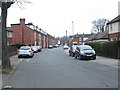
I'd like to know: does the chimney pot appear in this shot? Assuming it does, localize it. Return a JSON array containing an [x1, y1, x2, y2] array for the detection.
[[20, 18, 25, 25]]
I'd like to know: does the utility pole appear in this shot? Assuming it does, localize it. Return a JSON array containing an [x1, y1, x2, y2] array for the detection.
[[66, 30, 67, 44], [82, 33, 84, 45], [72, 21, 74, 35]]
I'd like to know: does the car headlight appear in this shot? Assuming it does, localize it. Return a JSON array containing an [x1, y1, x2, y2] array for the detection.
[[92, 51, 95, 54], [80, 51, 85, 55]]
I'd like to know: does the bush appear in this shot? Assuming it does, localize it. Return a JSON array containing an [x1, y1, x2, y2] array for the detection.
[[85, 41, 120, 59], [13, 43, 26, 49]]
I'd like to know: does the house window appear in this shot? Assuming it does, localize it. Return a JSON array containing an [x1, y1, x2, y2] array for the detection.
[[7, 31, 12, 37], [110, 24, 112, 31], [118, 37, 120, 41]]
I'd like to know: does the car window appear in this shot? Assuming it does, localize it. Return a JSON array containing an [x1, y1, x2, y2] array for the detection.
[[20, 47, 30, 50], [76, 47, 80, 51], [73, 46, 77, 50], [81, 46, 92, 50]]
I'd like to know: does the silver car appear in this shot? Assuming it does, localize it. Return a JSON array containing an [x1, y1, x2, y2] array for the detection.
[[31, 46, 38, 53], [18, 46, 34, 58], [75, 45, 96, 60]]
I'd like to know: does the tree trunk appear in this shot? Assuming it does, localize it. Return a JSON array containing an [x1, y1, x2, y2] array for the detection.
[[1, 2, 11, 68], [0, 2, 2, 63]]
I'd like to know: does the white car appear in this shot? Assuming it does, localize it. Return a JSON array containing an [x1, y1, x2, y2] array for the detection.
[[31, 46, 38, 53], [63, 44, 69, 49], [48, 45, 53, 49], [36, 46, 42, 52], [18, 46, 34, 58]]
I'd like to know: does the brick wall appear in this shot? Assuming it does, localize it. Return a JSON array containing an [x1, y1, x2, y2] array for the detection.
[[11, 19, 35, 45], [11, 18, 57, 48], [109, 32, 120, 41]]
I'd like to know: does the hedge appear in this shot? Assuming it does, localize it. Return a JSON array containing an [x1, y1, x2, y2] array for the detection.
[[8, 43, 26, 56], [85, 41, 120, 59], [11, 43, 26, 49]]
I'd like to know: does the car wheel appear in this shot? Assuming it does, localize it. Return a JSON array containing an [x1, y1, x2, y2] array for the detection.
[[93, 57, 96, 60], [78, 55, 82, 60], [75, 54, 77, 59], [18, 56, 21, 58], [72, 54, 75, 57], [69, 53, 71, 56]]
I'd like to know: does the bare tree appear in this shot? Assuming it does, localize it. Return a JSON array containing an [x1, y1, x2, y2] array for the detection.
[[1, 0, 30, 68], [1, 1, 14, 68], [92, 18, 109, 33]]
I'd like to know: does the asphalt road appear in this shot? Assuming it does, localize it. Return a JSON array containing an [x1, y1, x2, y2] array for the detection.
[[4, 46, 118, 88]]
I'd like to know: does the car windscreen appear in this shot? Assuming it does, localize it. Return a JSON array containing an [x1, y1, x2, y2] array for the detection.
[[80, 46, 93, 50], [72, 46, 77, 49], [20, 47, 30, 50], [31, 46, 37, 48]]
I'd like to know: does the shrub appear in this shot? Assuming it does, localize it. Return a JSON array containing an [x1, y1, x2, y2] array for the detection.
[[13, 43, 26, 49], [85, 41, 120, 59]]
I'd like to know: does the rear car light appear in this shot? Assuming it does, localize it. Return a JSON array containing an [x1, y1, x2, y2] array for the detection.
[[18, 51, 20, 53], [29, 51, 32, 52]]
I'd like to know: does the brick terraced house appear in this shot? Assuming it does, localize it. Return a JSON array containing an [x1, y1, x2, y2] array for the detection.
[[107, 15, 120, 41], [7, 27, 13, 45], [10, 18, 57, 48], [107, 2, 120, 41]]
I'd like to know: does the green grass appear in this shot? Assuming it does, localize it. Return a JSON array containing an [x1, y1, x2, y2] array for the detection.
[[1, 66, 13, 74]]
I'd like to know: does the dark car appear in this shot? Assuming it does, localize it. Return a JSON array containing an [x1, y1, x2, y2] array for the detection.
[[74, 45, 96, 60], [69, 45, 78, 57]]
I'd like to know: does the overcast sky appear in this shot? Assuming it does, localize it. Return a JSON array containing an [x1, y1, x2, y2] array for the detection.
[[6, 0, 120, 37]]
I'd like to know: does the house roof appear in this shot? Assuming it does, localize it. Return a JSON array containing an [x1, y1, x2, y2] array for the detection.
[[85, 31, 108, 41], [70, 34, 92, 38], [107, 15, 120, 24]]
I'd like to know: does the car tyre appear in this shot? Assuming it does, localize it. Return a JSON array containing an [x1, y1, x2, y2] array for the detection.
[[93, 57, 96, 60], [72, 53, 75, 57], [18, 56, 21, 58], [75, 54, 77, 59], [78, 55, 82, 60], [69, 53, 71, 56]]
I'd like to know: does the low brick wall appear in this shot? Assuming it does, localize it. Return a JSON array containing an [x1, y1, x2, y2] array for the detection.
[[8, 49, 17, 56]]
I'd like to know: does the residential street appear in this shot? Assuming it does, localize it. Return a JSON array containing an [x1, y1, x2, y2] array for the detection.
[[4, 46, 118, 88]]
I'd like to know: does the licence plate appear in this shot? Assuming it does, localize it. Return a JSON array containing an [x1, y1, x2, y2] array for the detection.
[[87, 55, 92, 56], [22, 55, 27, 56]]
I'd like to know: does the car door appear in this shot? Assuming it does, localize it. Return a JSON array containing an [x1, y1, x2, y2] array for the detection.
[[76, 47, 80, 57]]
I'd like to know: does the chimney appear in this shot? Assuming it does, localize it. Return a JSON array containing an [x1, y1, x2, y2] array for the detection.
[[118, 1, 120, 15], [20, 18, 25, 25]]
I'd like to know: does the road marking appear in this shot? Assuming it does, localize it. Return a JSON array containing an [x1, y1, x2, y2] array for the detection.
[[26, 58, 30, 62]]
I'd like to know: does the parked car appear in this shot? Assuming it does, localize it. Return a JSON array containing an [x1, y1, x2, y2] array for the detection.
[[69, 45, 78, 57], [63, 44, 69, 49], [53, 44, 59, 48], [48, 45, 53, 49], [31, 46, 38, 53], [74, 45, 96, 60], [36, 46, 42, 52], [18, 46, 34, 58]]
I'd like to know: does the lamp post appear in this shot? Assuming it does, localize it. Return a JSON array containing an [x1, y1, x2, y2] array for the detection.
[[72, 21, 74, 35], [66, 30, 67, 44]]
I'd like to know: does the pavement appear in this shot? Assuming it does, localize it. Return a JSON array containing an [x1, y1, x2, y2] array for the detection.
[[64, 49, 119, 68], [1, 55, 23, 89], [0, 48, 119, 88]]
